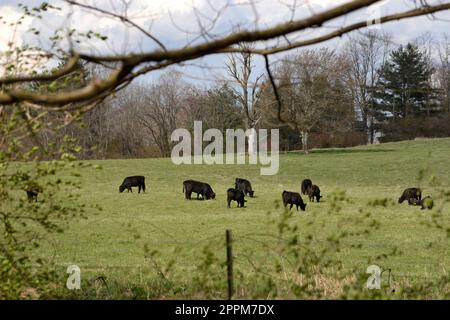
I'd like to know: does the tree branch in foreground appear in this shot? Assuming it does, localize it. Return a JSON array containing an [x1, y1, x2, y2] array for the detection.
[[1, 0, 449, 108]]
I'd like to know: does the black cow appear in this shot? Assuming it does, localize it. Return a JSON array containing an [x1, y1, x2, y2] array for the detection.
[[119, 176, 146, 193], [301, 179, 313, 195], [282, 190, 306, 211], [227, 188, 246, 208], [398, 187, 422, 205], [235, 178, 254, 197], [410, 196, 433, 210], [183, 180, 216, 200], [307, 185, 322, 202], [26, 186, 42, 202]]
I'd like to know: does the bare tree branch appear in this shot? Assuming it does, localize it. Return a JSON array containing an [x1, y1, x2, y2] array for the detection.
[[1, 0, 450, 108], [0, 54, 79, 85], [64, 0, 167, 52]]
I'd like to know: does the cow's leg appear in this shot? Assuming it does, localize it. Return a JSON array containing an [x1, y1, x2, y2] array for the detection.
[[188, 190, 192, 200], [138, 185, 141, 193], [227, 199, 231, 208], [289, 203, 293, 210], [142, 183, 146, 193], [296, 204, 299, 211]]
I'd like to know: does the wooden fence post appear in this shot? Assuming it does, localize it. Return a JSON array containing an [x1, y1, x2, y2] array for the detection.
[[226, 229, 234, 300]]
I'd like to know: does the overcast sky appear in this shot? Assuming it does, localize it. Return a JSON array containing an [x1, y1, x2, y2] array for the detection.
[[1, 0, 450, 86]]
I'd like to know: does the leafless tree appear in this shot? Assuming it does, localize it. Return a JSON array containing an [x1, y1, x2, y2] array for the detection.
[[436, 34, 450, 114], [137, 72, 184, 157], [110, 86, 146, 157], [275, 49, 350, 153], [226, 44, 263, 154], [343, 30, 391, 143]]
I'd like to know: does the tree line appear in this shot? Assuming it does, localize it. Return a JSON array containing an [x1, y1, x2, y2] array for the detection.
[[3, 31, 450, 159]]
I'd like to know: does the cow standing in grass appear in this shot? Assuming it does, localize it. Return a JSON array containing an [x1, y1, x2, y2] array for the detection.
[[227, 188, 246, 208], [301, 179, 313, 195], [307, 185, 322, 202], [282, 191, 306, 211], [235, 178, 254, 197], [26, 186, 42, 202], [398, 187, 422, 205], [119, 176, 146, 193], [183, 180, 216, 200]]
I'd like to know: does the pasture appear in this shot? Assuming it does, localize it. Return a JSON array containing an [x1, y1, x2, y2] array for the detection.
[[32, 138, 450, 298]]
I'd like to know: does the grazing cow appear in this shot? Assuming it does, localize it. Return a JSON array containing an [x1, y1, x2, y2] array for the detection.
[[398, 187, 422, 205], [301, 179, 313, 195], [119, 176, 146, 193], [282, 191, 306, 211], [183, 180, 216, 200], [235, 178, 254, 197], [307, 185, 322, 202], [26, 186, 42, 202], [227, 188, 246, 208], [410, 196, 434, 210]]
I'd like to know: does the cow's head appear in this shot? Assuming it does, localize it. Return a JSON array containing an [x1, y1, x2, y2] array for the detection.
[[119, 185, 126, 193], [249, 190, 254, 197], [300, 203, 306, 211]]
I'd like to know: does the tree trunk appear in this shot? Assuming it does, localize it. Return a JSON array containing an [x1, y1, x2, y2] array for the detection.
[[368, 114, 375, 144], [247, 127, 257, 155], [301, 131, 309, 154]]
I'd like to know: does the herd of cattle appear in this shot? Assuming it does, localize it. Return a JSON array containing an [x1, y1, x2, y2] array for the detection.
[[24, 175, 433, 211], [109, 175, 433, 211], [115, 175, 321, 210]]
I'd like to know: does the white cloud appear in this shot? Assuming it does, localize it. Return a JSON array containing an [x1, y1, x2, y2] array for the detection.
[[0, 5, 34, 51]]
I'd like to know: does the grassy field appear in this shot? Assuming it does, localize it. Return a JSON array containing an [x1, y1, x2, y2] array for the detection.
[[32, 138, 450, 298]]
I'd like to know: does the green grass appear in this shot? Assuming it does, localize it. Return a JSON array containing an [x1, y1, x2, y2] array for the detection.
[[31, 138, 450, 297]]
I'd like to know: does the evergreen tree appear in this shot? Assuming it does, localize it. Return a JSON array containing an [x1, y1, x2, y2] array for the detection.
[[375, 43, 434, 119]]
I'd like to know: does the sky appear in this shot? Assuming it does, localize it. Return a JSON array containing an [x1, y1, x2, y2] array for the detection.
[[1, 0, 450, 86]]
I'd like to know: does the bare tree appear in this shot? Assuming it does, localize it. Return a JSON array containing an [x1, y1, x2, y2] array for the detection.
[[344, 31, 391, 143], [109, 86, 146, 157], [137, 72, 184, 157], [275, 49, 351, 153], [226, 44, 263, 154], [436, 34, 450, 114]]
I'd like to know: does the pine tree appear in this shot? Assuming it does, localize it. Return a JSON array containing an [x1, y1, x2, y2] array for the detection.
[[375, 43, 434, 119]]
